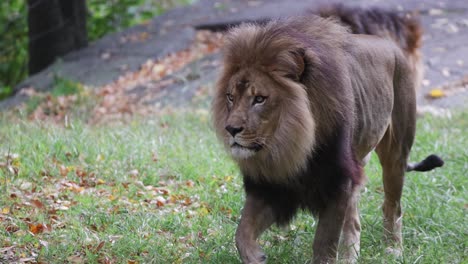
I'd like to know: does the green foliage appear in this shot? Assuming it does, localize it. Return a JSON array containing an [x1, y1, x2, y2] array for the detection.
[[0, 0, 27, 100], [0, 0, 194, 99], [87, 0, 196, 40], [50, 76, 82, 97]]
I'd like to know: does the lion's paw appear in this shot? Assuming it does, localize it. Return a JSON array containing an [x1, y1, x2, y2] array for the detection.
[[385, 246, 402, 258], [240, 247, 267, 264]]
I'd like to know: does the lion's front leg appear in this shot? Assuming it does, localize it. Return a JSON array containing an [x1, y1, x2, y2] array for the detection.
[[313, 192, 350, 264], [339, 186, 361, 263], [236, 194, 274, 264]]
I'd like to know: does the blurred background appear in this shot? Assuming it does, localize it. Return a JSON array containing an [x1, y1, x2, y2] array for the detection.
[[0, 0, 194, 100]]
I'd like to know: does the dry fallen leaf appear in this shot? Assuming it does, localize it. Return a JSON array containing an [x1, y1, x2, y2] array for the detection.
[[75, 169, 87, 178], [2, 207, 10, 214], [59, 165, 69, 177], [31, 199, 45, 209], [156, 196, 166, 207], [427, 89, 446, 99], [156, 188, 169, 195], [28, 223, 50, 235], [5, 224, 19, 233], [95, 241, 105, 252], [97, 179, 106, 185], [185, 180, 195, 187]]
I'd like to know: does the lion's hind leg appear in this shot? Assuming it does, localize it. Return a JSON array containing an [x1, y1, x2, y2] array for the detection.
[[375, 126, 415, 257]]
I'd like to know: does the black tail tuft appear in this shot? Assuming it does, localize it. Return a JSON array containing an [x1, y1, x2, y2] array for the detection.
[[407, 154, 444, 172]]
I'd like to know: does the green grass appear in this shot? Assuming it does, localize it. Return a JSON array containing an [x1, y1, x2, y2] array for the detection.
[[0, 111, 466, 263]]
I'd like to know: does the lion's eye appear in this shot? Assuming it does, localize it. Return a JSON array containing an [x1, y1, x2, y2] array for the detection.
[[226, 93, 234, 103], [253, 96, 266, 105]]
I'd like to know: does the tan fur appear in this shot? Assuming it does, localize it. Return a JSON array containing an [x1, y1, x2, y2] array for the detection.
[[212, 13, 426, 264]]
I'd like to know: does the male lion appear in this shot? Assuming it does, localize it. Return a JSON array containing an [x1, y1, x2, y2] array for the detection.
[[212, 6, 443, 264]]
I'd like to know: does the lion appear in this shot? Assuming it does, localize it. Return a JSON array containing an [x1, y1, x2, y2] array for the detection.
[[211, 5, 443, 264]]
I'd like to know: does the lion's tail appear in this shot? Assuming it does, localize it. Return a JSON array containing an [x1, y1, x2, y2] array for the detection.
[[319, 4, 423, 89], [406, 154, 444, 172]]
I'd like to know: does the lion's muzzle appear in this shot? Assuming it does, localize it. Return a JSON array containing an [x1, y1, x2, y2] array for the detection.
[[225, 125, 244, 137]]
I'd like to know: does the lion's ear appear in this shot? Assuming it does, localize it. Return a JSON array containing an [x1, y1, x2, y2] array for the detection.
[[289, 48, 305, 81], [274, 48, 306, 82]]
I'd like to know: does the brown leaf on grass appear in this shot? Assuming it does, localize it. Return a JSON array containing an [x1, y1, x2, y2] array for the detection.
[[59, 165, 69, 177], [66, 182, 84, 193], [156, 196, 166, 207], [220, 206, 233, 215], [48, 209, 58, 215], [185, 180, 195, 187], [127, 260, 138, 264], [5, 224, 19, 233], [155, 188, 169, 195], [28, 223, 50, 235], [31, 199, 45, 209], [75, 169, 87, 178], [182, 197, 193, 206], [95, 241, 105, 252]]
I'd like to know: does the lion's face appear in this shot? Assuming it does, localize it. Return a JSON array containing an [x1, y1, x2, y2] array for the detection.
[[212, 24, 318, 181], [213, 66, 316, 181], [220, 69, 282, 160]]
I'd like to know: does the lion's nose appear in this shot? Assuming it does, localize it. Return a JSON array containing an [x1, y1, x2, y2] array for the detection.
[[225, 125, 244, 137]]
